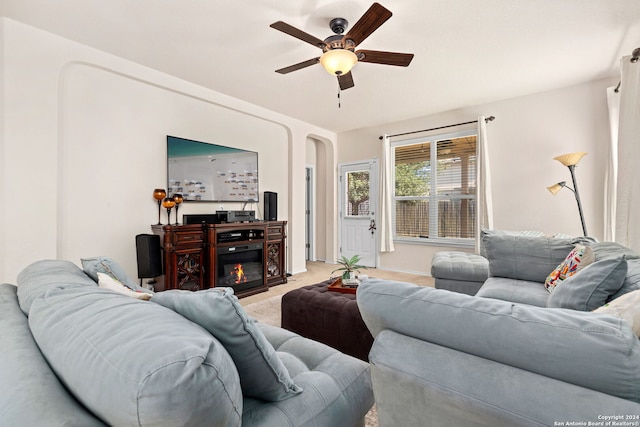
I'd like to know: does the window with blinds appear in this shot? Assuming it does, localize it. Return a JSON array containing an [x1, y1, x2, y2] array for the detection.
[[392, 130, 477, 242]]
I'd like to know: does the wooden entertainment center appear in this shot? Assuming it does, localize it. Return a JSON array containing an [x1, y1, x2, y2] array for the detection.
[[153, 221, 287, 298]]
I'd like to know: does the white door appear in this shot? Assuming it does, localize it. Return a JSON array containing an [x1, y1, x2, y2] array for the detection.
[[339, 160, 378, 267]]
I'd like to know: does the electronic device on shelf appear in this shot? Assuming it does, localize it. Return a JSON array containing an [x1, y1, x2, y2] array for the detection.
[[183, 214, 221, 224], [217, 229, 264, 243], [216, 210, 256, 223]]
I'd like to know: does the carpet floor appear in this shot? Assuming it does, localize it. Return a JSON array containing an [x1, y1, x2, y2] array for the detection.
[[240, 260, 433, 307], [242, 261, 432, 427]]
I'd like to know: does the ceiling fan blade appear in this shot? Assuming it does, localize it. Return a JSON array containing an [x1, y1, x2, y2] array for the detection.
[[275, 57, 320, 74], [343, 3, 392, 47], [356, 50, 414, 66], [338, 72, 355, 90], [270, 21, 326, 49]]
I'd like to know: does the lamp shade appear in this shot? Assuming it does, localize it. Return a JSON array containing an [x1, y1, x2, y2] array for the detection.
[[553, 152, 587, 167], [319, 49, 357, 76], [547, 182, 566, 195]]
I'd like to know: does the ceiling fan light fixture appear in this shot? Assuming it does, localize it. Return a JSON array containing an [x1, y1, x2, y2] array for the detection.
[[319, 49, 357, 76]]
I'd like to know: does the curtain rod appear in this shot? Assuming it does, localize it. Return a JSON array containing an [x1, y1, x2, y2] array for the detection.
[[614, 47, 639, 93], [378, 115, 495, 140]]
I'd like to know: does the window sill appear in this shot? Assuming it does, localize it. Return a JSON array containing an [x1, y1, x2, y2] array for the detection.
[[393, 237, 475, 249]]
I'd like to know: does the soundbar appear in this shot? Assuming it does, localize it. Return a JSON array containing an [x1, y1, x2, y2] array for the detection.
[[183, 214, 220, 224]]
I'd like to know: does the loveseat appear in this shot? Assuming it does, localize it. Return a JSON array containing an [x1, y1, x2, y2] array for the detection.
[[357, 233, 640, 426], [0, 258, 373, 427]]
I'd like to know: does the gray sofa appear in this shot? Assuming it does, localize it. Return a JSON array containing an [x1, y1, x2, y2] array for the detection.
[[0, 259, 373, 427], [357, 234, 640, 427]]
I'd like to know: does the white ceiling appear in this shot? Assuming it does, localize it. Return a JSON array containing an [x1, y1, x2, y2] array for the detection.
[[3, 0, 640, 133]]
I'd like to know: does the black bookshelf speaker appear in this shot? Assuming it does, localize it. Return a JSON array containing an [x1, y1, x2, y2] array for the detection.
[[264, 191, 277, 221], [135, 234, 162, 279]]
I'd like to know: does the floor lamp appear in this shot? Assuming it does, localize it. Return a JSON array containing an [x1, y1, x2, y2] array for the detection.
[[547, 152, 588, 237]]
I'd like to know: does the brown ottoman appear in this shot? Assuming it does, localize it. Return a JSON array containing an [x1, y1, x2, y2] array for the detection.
[[281, 281, 374, 361]]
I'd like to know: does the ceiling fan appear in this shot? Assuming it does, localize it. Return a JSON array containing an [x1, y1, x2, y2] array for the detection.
[[270, 2, 414, 90]]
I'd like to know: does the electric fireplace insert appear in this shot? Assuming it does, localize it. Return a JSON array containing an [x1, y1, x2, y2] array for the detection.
[[216, 243, 264, 293]]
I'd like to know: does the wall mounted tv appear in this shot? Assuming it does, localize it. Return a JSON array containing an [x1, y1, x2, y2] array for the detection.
[[167, 136, 258, 202]]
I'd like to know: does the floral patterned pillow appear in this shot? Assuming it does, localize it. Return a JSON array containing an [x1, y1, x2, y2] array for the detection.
[[545, 244, 595, 292]]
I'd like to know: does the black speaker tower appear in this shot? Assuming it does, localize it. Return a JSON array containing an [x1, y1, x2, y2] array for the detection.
[[264, 191, 277, 221], [135, 234, 163, 279]]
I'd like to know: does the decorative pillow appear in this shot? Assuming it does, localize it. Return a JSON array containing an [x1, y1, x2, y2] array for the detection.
[[151, 288, 303, 401], [545, 244, 595, 292], [594, 289, 640, 337], [547, 256, 627, 311], [97, 272, 152, 300], [81, 256, 147, 292]]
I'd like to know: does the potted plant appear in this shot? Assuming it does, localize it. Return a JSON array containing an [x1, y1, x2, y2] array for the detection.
[[332, 255, 368, 280]]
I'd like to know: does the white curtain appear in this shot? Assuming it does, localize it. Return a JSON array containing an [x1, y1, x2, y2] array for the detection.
[[379, 135, 395, 252], [614, 55, 640, 250], [475, 116, 494, 254], [604, 86, 620, 241]]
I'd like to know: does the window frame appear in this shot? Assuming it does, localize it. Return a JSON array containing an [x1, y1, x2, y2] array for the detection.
[[391, 128, 477, 247]]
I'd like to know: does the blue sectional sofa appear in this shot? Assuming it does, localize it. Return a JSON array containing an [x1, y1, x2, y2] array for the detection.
[[358, 234, 640, 427], [0, 259, 373, 427]]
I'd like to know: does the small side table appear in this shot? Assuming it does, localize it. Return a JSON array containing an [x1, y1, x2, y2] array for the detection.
[[281, 281, 374, 361]]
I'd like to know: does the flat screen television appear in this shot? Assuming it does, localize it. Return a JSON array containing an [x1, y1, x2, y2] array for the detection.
[[167, 136, 258, 202]]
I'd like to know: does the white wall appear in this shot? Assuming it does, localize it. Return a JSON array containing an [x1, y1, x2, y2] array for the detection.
[[339, 78, 615, 274], [0, 18, 337, 283], [1, 18, 617, 282]]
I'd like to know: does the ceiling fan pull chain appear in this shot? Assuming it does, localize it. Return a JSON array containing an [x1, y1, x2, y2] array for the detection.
[[338, 86, 341, 108]]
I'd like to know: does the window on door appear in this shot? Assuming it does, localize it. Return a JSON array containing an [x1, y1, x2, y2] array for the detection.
[[346, 170, 370, 216], [392, 130, 477, 244]]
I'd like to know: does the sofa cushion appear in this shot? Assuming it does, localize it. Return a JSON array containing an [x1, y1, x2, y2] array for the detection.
[[591, 242, 640, 261], [16, 259, 97, 315], [241, 324, 374, 427], [479, 229, 546, 257], [152, 288, 302, 402], [481, 233, 574, 282], [0, 284, 105, 427], [81, 256, 149, 292], [594, 289, 640, 337], [476, 277, 549, 307], [544, 244, 594, 292], [29, 286, 243, 427], [547, 257, 627, 311], [357, 279, 640, 403]]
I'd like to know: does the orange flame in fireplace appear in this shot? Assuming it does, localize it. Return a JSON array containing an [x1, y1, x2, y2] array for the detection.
[[231, 263, 248, 284]]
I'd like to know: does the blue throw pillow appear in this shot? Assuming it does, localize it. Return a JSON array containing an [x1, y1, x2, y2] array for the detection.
[[152, 288, 303, 401], [547, 256, 628, 311]]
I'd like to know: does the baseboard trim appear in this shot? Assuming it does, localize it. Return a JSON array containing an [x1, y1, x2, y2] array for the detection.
[[375, 266, 433, 277]]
